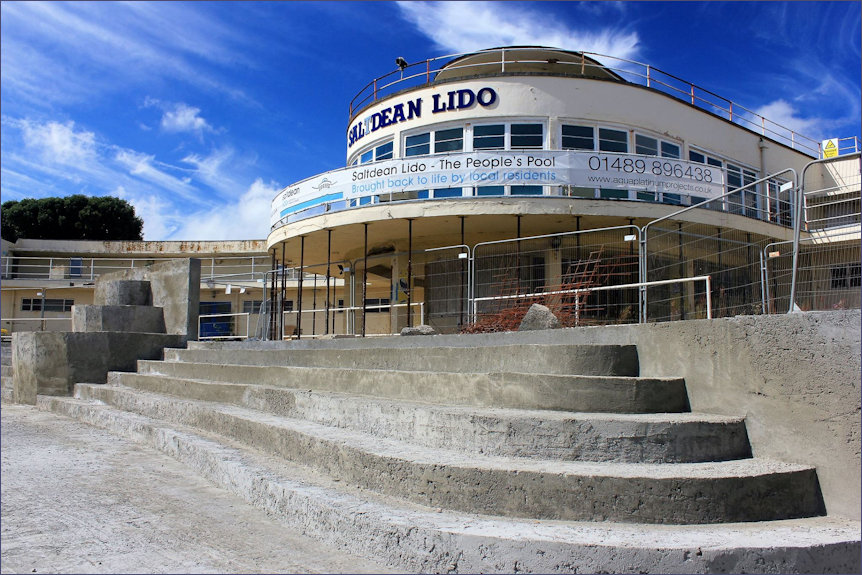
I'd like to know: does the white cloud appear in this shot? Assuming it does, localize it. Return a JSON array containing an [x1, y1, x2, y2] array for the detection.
[[753, 99, 823, 139], [169, 178, 279, 240], [114, 149, 205, 205], [117, 188, 183, 240], [160, 103, 214, 135], [396, 1, 640, 61], [20, 120, 97, 165], [181, 148, 237, 197], [0, 2, 253, 107]]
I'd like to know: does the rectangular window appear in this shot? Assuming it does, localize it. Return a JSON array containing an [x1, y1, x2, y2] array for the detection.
[[727, 164, 758, 217], [360, 149, 374, 164], [598, 128, 628, 152], [434, 128, 463, 153], [364, 298, 391, 312], [404, 133, 430, 157], [510, 124, 543, 148], [635, 135, 658, 156], [473, 124, 505, 150], [561, 125, 594, 150], [375, 141, 393, 160], [510, 185, 543, 196], [22, 298, 73, 312], [661, 141, 681, 158], [433, 188, 463, 198], [476, 186, 505, 196], [242, 300, 263, 314]]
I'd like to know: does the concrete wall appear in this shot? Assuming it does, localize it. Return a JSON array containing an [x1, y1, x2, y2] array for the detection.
[[209, 310, 859, 519], [96, 258, 201, 340]]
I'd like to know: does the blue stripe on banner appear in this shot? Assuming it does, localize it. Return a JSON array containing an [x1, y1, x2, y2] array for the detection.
[[280, 192, 344, 217]]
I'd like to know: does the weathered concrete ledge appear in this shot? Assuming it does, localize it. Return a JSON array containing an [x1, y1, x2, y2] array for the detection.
[[72, 305, 166, 334], [11, 331, 185, 404]]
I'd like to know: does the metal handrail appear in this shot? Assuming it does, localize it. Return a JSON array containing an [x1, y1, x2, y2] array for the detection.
[[281, 302, 425, 338], [1, 255, 271, 283], [348, 47, 820, 156]]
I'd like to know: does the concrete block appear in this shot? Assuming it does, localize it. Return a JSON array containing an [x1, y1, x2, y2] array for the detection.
[[11, 331, 185, 403], [518, 303, 560, 331], [95, 259, 201, 340], [95, 280, 152, 306], [72, 305, 166, 334]]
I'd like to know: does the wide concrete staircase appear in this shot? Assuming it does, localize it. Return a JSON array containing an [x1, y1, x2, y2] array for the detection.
[[39, 338, 861, 573]]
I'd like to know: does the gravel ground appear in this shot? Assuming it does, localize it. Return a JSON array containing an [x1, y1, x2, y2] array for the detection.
[[1, 404, 391, 574]]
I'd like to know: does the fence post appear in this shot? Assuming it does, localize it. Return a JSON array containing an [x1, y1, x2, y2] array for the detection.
[[638, 227, 647, 323]]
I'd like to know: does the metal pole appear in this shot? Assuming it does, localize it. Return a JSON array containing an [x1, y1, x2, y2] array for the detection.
[[312, 271, 318, 336], [516, 215, 522, 294], [325, 230, 332, 335], [297, 236, 304, 339], [406, 219, 413, 328], [362, 224, 368, 337], [678, 222, 685, 320], [280, 243, 286, 339], [460, 217, 465, 329], [269, 250, 276, 340]]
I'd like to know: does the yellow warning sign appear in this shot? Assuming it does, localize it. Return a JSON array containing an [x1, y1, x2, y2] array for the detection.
[[822, 139, 839, 158]]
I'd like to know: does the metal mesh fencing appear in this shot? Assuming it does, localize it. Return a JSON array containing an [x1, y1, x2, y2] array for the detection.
[[352, 245, 469, 335], [765, 239, 861, 313], [469, 227, 640, 332], [642, 188, 786, 321]]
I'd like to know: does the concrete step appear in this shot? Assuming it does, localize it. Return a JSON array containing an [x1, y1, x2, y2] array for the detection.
[[111, 371, 751, 463], [73, 383, 823, 525], [136, 360, 689, 413], [37, 395, 861, 574], [166, 343, 640, 376]]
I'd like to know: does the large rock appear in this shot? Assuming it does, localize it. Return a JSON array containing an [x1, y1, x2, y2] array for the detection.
[[400, 325, 437, 336], [518, 303, 560, 331]]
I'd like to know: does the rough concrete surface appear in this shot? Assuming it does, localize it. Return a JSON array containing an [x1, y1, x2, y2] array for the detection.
[[190, 310, 861, 521], [72, 305, 166, 334], [30, 397, 862, 574], [11, 331, 185, 402], [0, 404, 390, 574], [96, 258, 201, 340]]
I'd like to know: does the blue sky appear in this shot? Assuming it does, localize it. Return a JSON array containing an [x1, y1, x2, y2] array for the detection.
[[1, 1, 859, 241]]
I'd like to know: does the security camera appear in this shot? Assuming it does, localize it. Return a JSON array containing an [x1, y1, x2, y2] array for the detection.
[[396, 57, 408, 71]]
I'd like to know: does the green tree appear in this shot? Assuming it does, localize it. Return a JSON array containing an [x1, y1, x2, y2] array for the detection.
[[1, 195, 144, 242]]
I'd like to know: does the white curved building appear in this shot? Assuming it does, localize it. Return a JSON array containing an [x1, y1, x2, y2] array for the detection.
[[255, 46, 858, 336]]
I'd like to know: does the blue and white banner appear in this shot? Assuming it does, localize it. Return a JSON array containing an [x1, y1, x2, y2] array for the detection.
[[271, 150, 726, 227]]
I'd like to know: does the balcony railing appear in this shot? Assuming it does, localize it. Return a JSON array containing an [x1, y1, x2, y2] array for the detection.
[[349, 47, 822, 157]]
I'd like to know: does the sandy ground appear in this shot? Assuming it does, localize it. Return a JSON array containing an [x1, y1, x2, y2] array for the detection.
[[0, 404, 391, 574]]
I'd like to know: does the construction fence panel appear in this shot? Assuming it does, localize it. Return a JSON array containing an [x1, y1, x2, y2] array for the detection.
[[469, 227, 640, 332], [643, 222, 769, 321], [351, 245, 468, 336], [765, 239, 861, 313]]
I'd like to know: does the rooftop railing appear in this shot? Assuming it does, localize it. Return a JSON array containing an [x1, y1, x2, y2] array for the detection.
[[349, 47, 823, 157]]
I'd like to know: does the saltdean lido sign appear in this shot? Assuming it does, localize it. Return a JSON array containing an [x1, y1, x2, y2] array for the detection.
[[348, 87, 498, 148], [271, 150, 726, 227]]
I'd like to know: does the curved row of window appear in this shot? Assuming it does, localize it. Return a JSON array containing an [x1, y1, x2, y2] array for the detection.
[[343, 120, 790, 224]]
